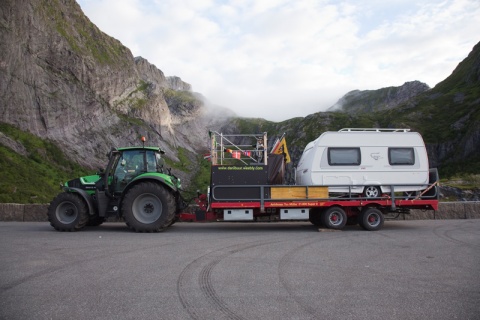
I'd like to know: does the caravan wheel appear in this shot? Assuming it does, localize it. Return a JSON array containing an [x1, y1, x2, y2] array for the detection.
[[363, 186, 381, 198]]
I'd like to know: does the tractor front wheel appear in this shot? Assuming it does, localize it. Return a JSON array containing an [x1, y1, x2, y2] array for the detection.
[[122, 182, 176, 232], [47, 192, 89, 231]]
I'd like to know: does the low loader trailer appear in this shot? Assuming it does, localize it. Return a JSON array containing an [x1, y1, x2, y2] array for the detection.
[[182, 130, 439, 231], [180, 172, 439, 231], [48, 130, 439, 232]]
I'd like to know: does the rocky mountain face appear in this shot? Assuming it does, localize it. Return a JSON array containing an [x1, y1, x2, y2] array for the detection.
[[0, 0, 232, 183], [327, 81, 430, 113]]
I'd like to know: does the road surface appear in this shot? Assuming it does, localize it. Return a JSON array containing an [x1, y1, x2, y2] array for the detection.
[[1, 220, 479, 319]]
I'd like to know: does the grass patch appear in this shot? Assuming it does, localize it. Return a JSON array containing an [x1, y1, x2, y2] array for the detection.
[[163, 89, 197, 106], [183, 156, 212, 200], [0, 123, 89, 203], [114, 81, 151, 112], [442, 174, 480, 190], [163, 147, 192, 172]]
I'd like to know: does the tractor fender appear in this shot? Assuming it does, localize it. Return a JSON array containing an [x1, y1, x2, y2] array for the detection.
[[63, 187, 96, 216], [122, 175, 178, 197]]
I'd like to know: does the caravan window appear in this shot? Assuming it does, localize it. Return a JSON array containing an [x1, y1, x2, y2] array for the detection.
[[389, 148, 415, 165], [328, 148, 361, 166]]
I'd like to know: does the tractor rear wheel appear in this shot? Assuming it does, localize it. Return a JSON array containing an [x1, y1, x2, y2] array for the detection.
[[122, 182, 176, 232], [47, 192, 89, 231]]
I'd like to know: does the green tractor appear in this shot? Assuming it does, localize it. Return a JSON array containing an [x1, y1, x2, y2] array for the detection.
[[48, 140, 184, 232]]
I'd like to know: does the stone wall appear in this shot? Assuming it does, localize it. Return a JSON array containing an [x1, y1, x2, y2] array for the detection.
[[0, 204, 49, 221], [0, 202, 479, 222], [405, 202, 480, 220]]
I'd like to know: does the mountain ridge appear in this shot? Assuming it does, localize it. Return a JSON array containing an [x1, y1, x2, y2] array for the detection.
[[327, 81, 430, 113]]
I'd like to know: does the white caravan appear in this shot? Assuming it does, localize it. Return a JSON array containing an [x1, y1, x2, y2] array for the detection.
[[295, 128, 430, 197]]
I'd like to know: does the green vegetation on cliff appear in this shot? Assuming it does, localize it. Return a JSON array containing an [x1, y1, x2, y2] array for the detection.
[[41, 0, 130, 65], [0, 123, 90, 203]]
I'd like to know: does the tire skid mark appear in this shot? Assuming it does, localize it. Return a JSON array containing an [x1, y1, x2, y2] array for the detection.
[[0, 264, 66, 292], [199, 256, 243, 320], [277, 233, 348, 319], [432, 222, 480, 249], [445, 223, 480, 249], [177, 239, 280, 320], [0, 241, 177, 293]]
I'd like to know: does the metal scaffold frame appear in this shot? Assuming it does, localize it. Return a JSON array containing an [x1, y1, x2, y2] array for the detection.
[[209, 131, 268, 165]]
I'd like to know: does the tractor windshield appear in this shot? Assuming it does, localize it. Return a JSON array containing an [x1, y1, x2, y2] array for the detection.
[[111, 149, 165, 193]]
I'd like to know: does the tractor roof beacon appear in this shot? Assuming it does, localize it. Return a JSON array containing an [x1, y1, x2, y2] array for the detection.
[[47, 137, 185, 232]]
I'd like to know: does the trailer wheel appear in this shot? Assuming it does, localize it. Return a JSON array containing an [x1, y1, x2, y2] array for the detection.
[[322, 207, 347, 230], [358, 208, 384, 231], [363, 186, 381, 198], [122, 182, 176, 232], [47, 192, 89, 231]]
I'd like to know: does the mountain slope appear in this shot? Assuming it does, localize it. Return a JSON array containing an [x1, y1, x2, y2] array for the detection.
[[0, 0, 231, 173], [378, 41, 480, 176], [327, 81, 430, 113]]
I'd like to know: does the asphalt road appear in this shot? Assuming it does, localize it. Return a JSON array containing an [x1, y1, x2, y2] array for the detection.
[[0, 220, 479, 320]]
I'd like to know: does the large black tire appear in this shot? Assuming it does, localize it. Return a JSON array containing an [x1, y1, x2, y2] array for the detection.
[[86, 215, 106, 226], [167, 216, 178, 227], [47, 192, 89, 231], [122, 182, 176, 232], [321, 206, 347, 230], [358, 207, 384, 231]]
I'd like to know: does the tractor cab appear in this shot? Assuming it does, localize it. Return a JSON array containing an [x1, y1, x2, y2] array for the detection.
[[107, 147, 166, 194]]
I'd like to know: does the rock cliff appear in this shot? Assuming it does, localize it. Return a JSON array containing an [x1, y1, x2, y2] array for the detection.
[[0, 0, 233, 177]]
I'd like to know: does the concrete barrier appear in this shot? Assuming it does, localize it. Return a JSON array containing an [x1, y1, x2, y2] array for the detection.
[[0, 202, 479, 222]]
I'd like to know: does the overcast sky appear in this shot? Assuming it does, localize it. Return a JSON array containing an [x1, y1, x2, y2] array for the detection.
[[77, 0, 479, 121]]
